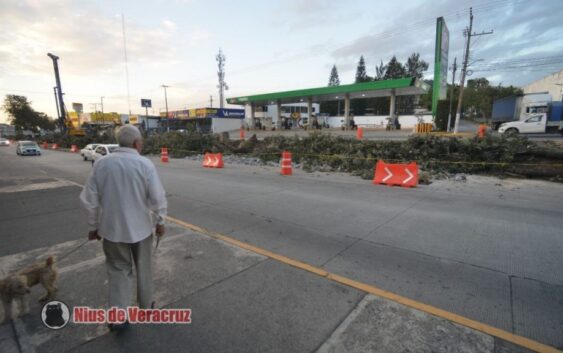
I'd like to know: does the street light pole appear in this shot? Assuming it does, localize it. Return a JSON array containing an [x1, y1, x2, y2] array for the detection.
[[161, 85, 169, 132], [100, 96, 104, 114]]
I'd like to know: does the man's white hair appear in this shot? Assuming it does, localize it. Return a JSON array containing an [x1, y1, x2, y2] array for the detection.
[[116, 124, 142, 147]]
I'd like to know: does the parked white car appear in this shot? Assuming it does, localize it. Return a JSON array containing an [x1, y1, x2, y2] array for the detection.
[[91, 144, 119, 164], [80, 143, 100, 161], [0, 138, 10, 146]]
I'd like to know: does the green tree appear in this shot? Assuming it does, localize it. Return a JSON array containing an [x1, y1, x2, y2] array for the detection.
[[405, 52, 429, 79], [384, 56, 406, 79], [323, 65, 341, 116], [374, 60, 386, 81], [353, 56, 371, 115], [462, 78, 522, 121], [3, 95, 56, 133], [354, 56, 372, 83], [328, 65, 340, 86]]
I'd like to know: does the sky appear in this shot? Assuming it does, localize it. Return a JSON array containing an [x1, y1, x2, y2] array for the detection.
[[1, 0, 563, 123]]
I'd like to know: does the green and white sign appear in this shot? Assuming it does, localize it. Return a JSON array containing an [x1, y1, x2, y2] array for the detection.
[[432, 16, 449, 116]]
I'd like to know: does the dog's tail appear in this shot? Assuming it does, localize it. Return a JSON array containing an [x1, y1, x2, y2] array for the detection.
[[46, 256, 56, 267]]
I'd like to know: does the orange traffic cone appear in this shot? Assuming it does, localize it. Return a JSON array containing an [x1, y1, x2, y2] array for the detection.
[[71, 144, 78, 152], [356, 127, 363, 140], [52, 143, 59, 150], [239, 128, 245, 139], [281, 151, 292, 176], [161, 147, 169, 163]]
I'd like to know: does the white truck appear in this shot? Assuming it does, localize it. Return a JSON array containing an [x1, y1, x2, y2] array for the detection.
[[493, 92, 563, 135]]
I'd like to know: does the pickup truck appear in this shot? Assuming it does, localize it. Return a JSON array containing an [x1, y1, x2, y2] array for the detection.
[[491, 92, 552, 130], [498, 112, 563, 135]]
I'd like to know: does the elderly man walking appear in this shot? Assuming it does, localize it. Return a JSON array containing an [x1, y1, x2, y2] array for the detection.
[[80, 125, 167, 328]]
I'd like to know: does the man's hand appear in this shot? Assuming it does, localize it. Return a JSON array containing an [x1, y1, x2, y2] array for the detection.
[[155, 224, 165, 238], [88, 230, 101, 241]]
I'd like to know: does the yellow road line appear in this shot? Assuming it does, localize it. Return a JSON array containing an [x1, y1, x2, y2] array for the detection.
[[167, 215, 562, 353]]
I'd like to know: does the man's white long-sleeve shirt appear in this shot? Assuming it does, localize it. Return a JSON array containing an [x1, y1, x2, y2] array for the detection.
[[79, 147, 167, 243]]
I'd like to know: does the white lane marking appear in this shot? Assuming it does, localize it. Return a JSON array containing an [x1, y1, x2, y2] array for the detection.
[[403, 168, 414, 183], [0, 180, 79, 193], [382, 167, 393, 182], [54, 177, 84, 188]]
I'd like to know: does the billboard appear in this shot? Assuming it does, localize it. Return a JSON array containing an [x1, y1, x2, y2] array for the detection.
[[90, 112, 121, 124], [159, 108, 245, 119], [72, 103, 83, 113], [432, 16, 449, 116], [206, 108, 245, 119]]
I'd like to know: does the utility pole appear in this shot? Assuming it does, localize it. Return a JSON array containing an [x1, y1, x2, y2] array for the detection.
[[100, 96, 104, 113], [161, 84, 169, 132], [216, 49, 229, 109], [453, 7, 493, 133], [209, 95, 213, 108], [447, 57, 457, 132], [47, 53, 67, 134]]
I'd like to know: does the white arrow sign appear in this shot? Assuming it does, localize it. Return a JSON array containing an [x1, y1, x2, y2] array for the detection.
[[382, 167, 393, 182], [211, 156, 218, 167], [403, 168, 414, 183]]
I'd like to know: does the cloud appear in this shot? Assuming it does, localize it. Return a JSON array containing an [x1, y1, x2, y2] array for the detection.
[[328, 0, 563, 85], [0, 0, 178, 78], [272, 0, 361, 31], [189, 29, 211, 46]]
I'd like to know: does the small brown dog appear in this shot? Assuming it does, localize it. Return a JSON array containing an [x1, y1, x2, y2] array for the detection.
[[1, 256, 58, 322]]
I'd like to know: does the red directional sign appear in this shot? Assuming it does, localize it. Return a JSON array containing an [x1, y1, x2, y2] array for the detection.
[[373, 160, 418, 188], [202, 153, 224, 168]]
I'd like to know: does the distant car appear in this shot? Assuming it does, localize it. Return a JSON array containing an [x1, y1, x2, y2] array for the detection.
[[16, 141, 41, 156], [0, 138, 10, 146], [91, 144, 119, 164], [80, 143, 100, 161]]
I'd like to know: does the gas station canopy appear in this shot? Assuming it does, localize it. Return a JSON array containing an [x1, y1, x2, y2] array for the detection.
[[226, 77, 430, 106]]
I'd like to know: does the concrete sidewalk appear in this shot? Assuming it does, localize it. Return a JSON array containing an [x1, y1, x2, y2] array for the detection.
[[0, 221, 538, 353]]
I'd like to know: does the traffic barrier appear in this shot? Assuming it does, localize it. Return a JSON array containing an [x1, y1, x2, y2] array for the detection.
[[477, 124, 487, 139], [51, 143, 59, 150], [356, 127, 363, 140], [202, 152, 224, 168], [161, 147, 169, 163], [71, 144, 78, 153], [42, 142, 49, 149], [239, 128, 245, 139], [373, 160, 418, 188], [414, 123, 433, 133], [281, 151, 292, 176]]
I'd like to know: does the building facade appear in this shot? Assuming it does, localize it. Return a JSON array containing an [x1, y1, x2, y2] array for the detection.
[[522, 69, 563, 102]]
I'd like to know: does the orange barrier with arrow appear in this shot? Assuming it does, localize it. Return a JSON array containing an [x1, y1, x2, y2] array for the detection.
[[373, 160, 418, 188]]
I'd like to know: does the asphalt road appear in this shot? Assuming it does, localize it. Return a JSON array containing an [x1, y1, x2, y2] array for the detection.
[[1, 145, 562, 349]]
